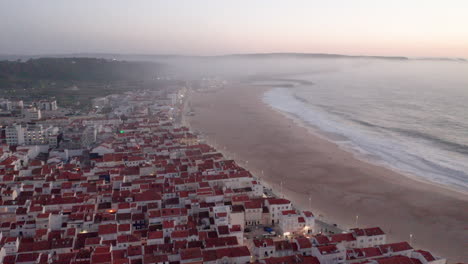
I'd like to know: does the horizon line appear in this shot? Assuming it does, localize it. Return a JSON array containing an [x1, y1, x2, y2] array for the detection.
[[0, 52, 466, 61]]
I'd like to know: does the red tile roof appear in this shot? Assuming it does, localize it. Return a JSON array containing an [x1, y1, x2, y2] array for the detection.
[[361, 247, 384, 258], [254, 238, 274, 247], [263, 255, 320, 264], [148, 231, 163, 239], [351, 227, 385, 236], [303, 211, 314, 217], [91, 252, 111, 264], [268, 198, 291, 205], [203, 246, 250, 261], [414, 250, 435, 261], [180, 247, 203, 260], [98, 224, 117, 235], [163, 220, 175, 229], [217, 225, 230, 235], [171, 230, 189, 239], [205, 236, 239, 248], [244, 200, 262, 209], [375, 256, 422, 264], [329, 233, 356, 243], [378, 242, 413, 253], [295, 237, 312, 249], [317, 245, 339, 255]]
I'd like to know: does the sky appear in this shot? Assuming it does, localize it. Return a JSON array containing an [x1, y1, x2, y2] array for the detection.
[[1, 0, 467, 58]]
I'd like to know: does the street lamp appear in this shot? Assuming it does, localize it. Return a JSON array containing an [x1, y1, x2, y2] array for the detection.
[[280, 181, 283, 198], [355, 215, 359, 227]]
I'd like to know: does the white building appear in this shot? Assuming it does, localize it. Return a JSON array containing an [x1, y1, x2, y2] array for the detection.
[[253, 239, 275, 260], [5, 124, 25, 145], [244, 200, 262, 226], [5, 123, 59, 147], [0, 99, 12, 111], [81, 126, 97, 148], [350, 227, 386, 248], [91, 143, 115, 156], [36, 100, 58, 111], [168, 93, 178, 106], [302, 211, 315, 234], [25, 124, 59, 146], [311, 244, 346, 264], [265, 198, 292, 225], [229, 205, 245, 231], [23, 107, 42, 121], [279, 210, 306, 236], [13, 100, 24, 109]]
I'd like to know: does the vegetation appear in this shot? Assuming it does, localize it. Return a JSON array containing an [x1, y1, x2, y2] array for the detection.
[[0, 58, 167, 110]]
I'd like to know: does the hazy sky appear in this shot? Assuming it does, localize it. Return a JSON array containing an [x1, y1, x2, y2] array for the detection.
[[1, 0, 467, 58]]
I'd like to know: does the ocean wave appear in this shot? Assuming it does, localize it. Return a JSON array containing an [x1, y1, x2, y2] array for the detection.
[[263, 87, 468, 193], [347, 118, 468, 155], [388, 127, 468, 155]]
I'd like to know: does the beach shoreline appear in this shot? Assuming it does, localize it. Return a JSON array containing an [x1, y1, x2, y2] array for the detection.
[[260, 88, 468, 199], [187, 84, 468, 263]]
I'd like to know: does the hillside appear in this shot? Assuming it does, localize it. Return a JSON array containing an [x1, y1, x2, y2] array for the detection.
[[0, 58, 169, 109]]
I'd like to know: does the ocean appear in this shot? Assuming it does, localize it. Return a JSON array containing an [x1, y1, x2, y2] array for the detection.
[[260, 59, 468, 193]]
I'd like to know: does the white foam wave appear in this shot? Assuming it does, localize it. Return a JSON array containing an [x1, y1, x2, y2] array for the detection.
[[263, 87, 468, 193]]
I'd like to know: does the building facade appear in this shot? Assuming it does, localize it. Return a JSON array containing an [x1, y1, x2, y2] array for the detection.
[[5, 124, 59, 147]]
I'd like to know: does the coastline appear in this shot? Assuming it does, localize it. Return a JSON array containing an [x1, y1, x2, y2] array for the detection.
[[261, 89, 468, 198], [187, 84, 468, 263]]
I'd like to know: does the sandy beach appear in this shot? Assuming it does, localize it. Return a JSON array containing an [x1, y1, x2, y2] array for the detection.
[[187, 84, 468, 263]]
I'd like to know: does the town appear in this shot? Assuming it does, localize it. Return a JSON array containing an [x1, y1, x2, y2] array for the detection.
[[0, 84, 447, 264]]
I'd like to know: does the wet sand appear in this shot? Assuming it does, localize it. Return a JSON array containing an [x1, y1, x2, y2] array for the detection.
[[187, 84, 468, 263]]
